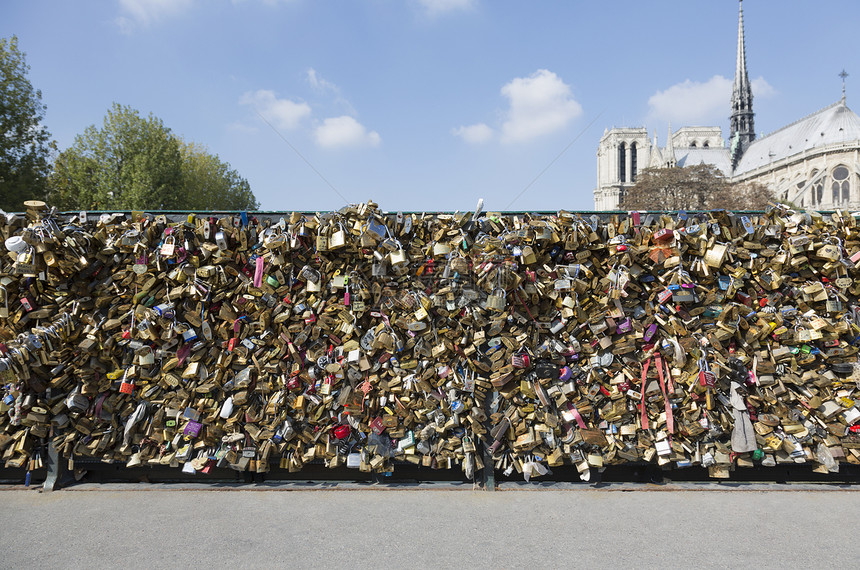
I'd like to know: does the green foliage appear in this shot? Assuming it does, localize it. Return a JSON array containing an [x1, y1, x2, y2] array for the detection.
[[49, 103, 259, 211], [0, 35, 53, 212], [179, 142, 260, 211], [49, 103, 183, 210]]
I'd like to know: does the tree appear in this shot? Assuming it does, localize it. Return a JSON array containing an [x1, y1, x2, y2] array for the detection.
[[179, 142, 260, 210], [49, 103, 259, 211], [709, 180, 773, 211], [0, 35, 53, 212], [49, 103, 183, 210], [621, 164, 774, 211]]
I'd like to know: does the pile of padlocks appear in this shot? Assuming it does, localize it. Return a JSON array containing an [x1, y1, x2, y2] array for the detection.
[[1, 200, 859, 481]]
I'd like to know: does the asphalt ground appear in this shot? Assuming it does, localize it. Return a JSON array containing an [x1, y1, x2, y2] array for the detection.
[[1, 483, 857, 569]]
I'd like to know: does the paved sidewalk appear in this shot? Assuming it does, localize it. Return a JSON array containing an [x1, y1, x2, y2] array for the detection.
[[1, 485, 854, 568]]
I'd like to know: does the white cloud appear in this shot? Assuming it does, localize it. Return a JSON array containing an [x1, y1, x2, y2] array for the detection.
[[752, 77, 776, 99], [306, 68, 357, 116], [647, 74, 776, 125], [418, 0, 476, 17], [314, 116, 381, 149], [500, 69, 583, 143], [116, 0, 193, 31], [452, 123, 494, 144], [239, 89, 311, 130], [226, 121, 259, 135], [307, 68, 337, 93]]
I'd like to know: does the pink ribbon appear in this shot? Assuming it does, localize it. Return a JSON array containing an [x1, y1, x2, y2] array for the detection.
[[253, 256, 264, 288]]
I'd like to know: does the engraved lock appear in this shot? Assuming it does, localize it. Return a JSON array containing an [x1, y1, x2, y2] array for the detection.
[[704, 243, 727, 268], [407, 295, 427, 320], [161, 235, 176, 257], [300, 265, 320, 284], [389, 243, 408, 267], [486, 288, 506, 311], [371, 261, 387, 277], [14, 246, 36, 275], [316, 226, 329, 252], [826, 292, 843, 314], [331, 272, 346, 289], [520, 245, 537, 265], [329, 224, 346, 250], [432, 241, 451, 257], [138, 347, 155, 366], [132, 252, 148, 275], [817, 243, 841, 261]]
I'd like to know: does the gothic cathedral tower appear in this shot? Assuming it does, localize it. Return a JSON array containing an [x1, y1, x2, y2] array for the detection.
[[730, 0, 755, 166]]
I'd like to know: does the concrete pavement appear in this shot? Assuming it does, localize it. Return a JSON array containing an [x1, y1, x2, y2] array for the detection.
[[1, 484, 856, 569]]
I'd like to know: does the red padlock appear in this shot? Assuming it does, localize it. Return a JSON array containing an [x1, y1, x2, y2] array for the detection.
[[511, 353, 530, 369], [332, 424, 351, 439], [653, 228, 674, 243], [370, 417, 386, 435], [120, 377, 134, 395]]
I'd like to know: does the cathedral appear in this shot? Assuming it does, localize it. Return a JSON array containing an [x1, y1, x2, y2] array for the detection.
[[593, 1, 860, 211]]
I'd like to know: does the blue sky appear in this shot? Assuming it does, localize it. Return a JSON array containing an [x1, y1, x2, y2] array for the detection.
[[3, 0, 859, 212]]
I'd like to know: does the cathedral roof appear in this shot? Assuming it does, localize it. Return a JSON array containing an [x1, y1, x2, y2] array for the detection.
[[675, 147, 732, 176], [734, 99, 860, 174]]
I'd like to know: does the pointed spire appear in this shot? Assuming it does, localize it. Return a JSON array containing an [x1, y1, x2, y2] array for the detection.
[[649, 130, 663, 168], [733, 0, 750, 97], [730, 0, 755, 167], [840, 69, 849, 104], [665, 122, 676, 167]]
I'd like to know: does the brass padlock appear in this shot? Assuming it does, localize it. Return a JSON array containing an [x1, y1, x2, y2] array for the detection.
[[486, 288, 506, 311]]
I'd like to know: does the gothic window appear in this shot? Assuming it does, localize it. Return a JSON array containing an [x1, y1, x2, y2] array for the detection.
[[796, 179, 806, 205], [832, 165, 850, 205], [810, 170, 823, 205], [618, 143, 626, 183], [630, 142, 637, 182], [690, 141, 697, 148], [703, 141, 709, 148]]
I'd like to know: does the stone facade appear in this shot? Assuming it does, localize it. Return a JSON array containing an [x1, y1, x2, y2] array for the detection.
[[594, 1, 860, 212]]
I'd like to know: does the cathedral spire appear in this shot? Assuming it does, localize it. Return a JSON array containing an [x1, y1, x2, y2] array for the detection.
[[665, 122, 676, 167], [730, 0, 755, 165]]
